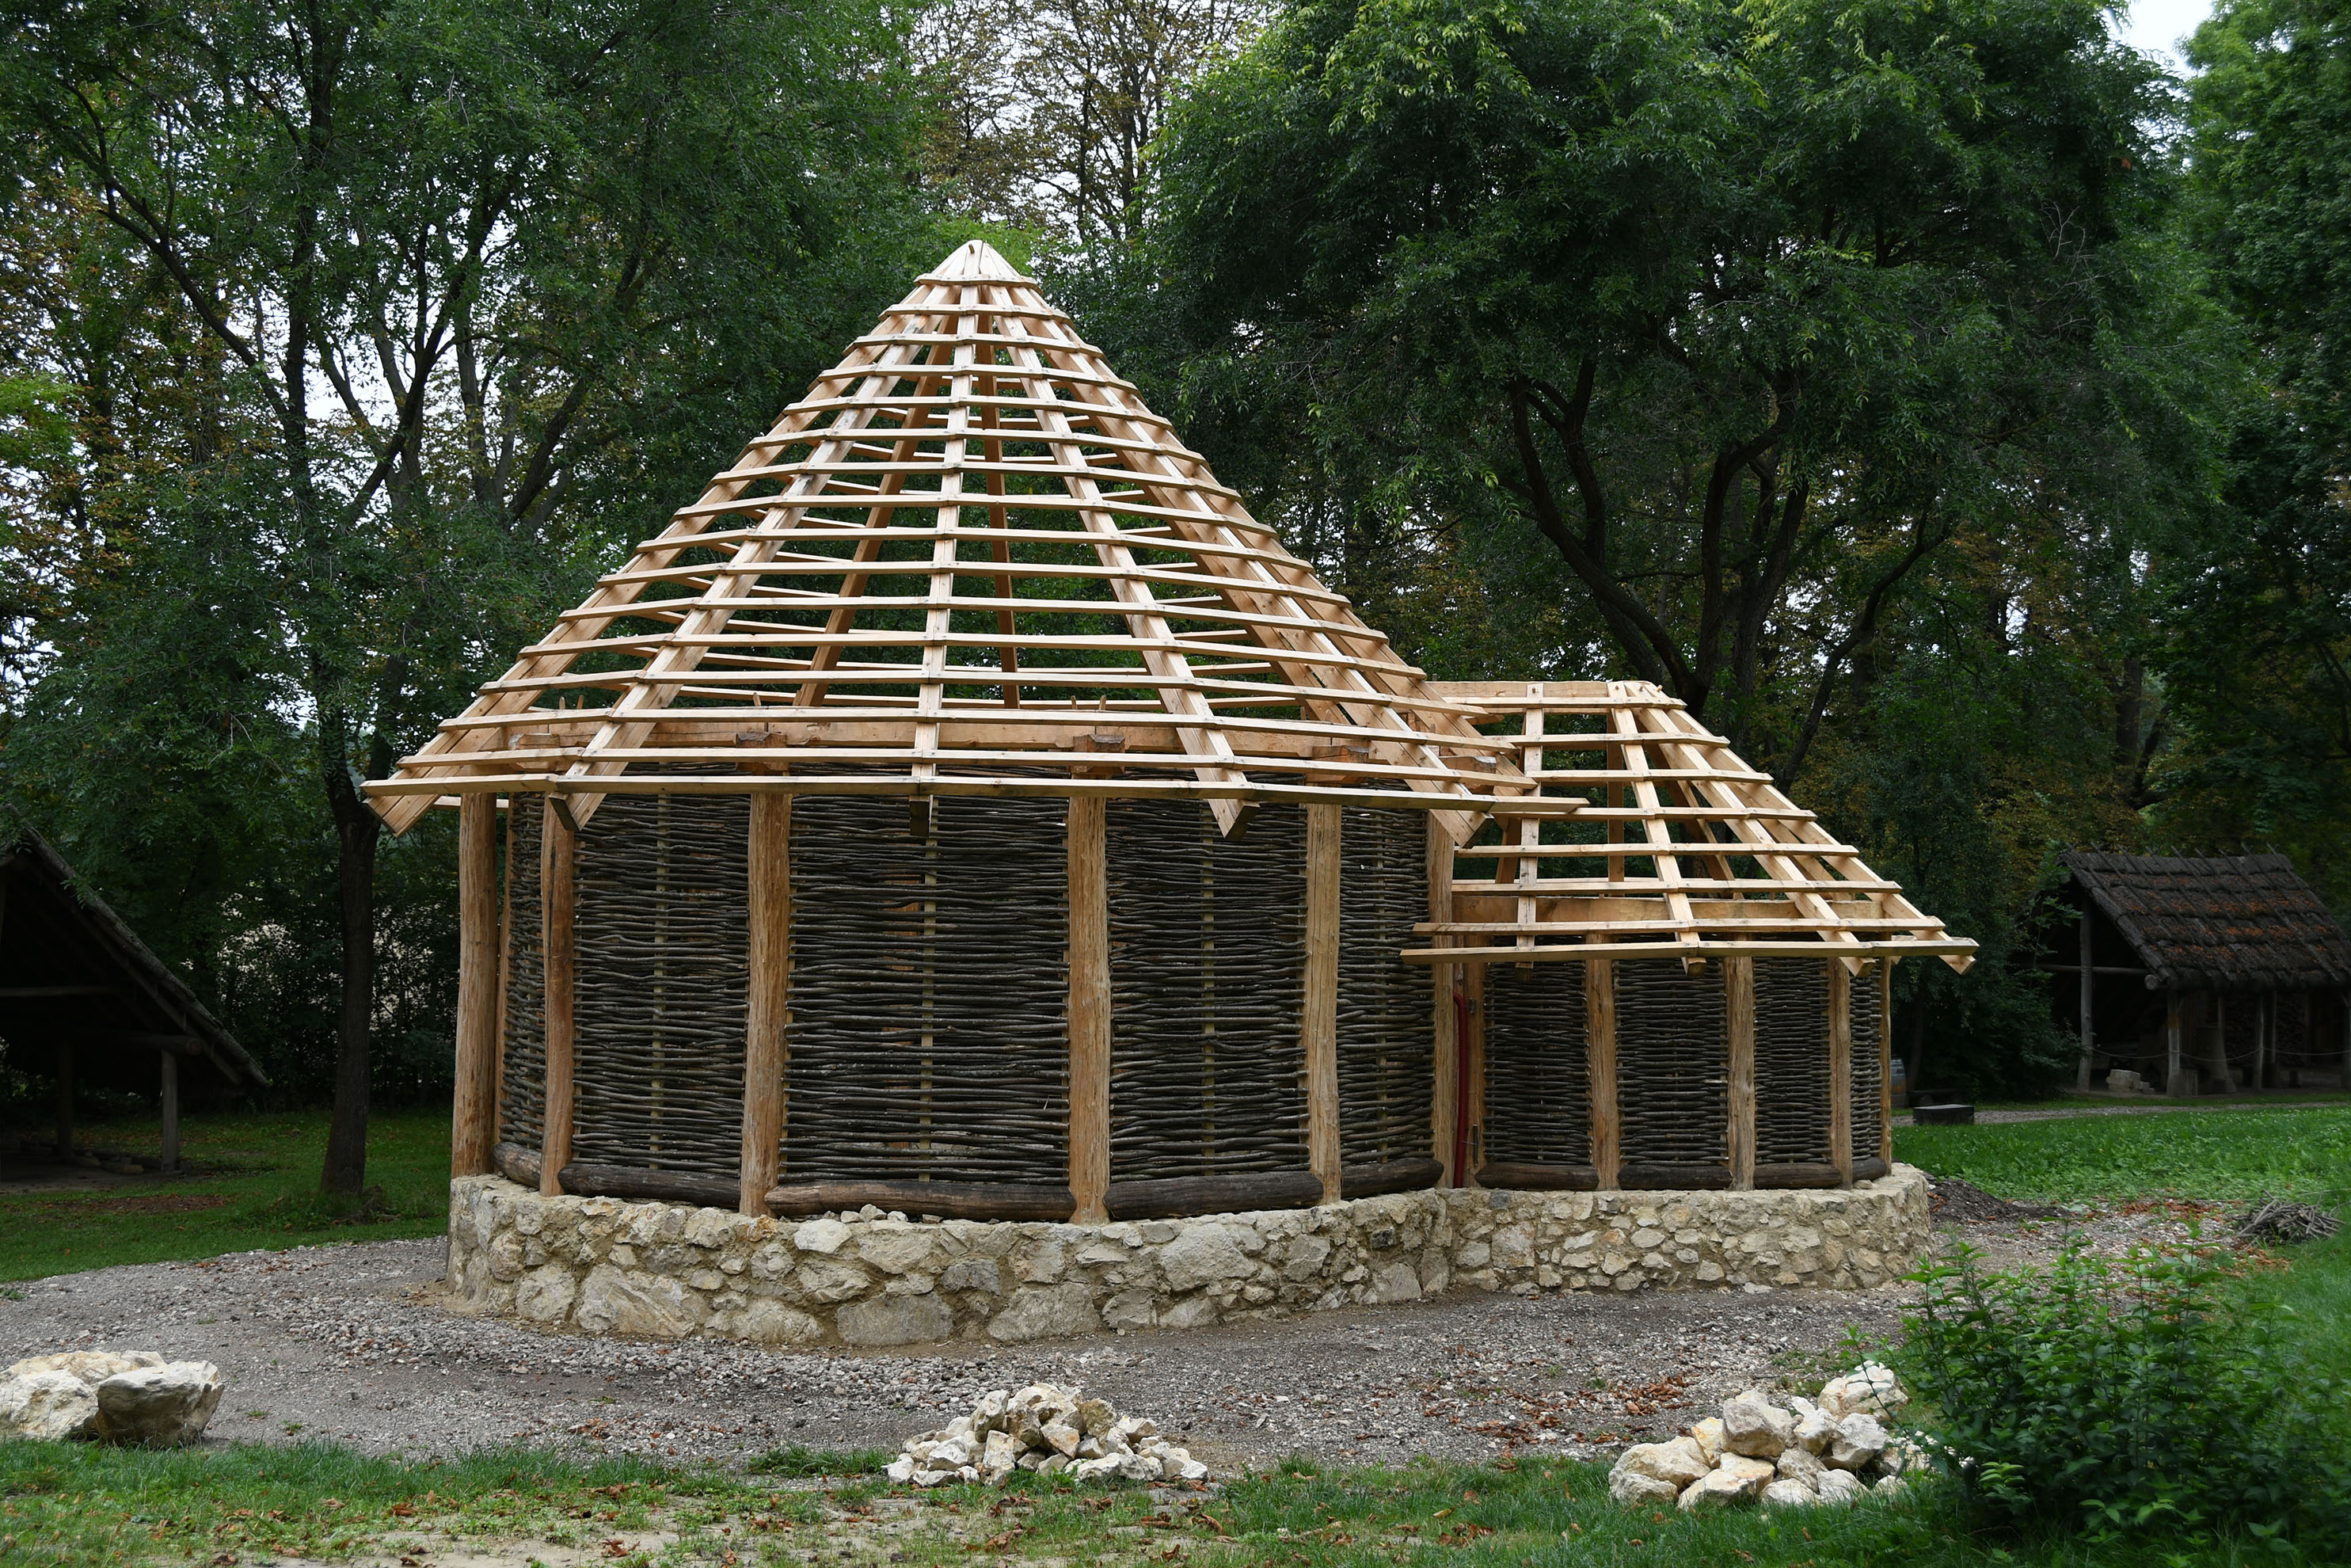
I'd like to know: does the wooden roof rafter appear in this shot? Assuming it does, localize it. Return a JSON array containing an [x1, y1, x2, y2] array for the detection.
[[369, 242, 1520, 837], [1405, 681, 1975, 970]]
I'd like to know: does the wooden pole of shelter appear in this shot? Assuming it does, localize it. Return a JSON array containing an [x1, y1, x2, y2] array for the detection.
[[2164, 989, 2185, 1097], [1427, 816, 1460, 1186], [2341, 990, 2349, 1095], [1587, 954, 1618, 1189], [1828, 962, 1852, 1186], [453, 792, 500, 1177], [1725, 957, 1755, 1189], [1067, 798, 1111, 1225], [1465, 961, 1487, 1178], [54, 1040, 72, 1156], [539, 805, 578, 1197], [1878, 961, 1895, 1166], [495, 805, 514, 1136], [740, 794, 791, 1216], [1304, 804, 1342, 1204], [159, 1049, 180, 1173], [2076, 897, 2094, 1093]]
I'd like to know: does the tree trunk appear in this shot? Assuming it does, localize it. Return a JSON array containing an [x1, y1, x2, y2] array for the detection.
[[320, 736, 381, 1197]]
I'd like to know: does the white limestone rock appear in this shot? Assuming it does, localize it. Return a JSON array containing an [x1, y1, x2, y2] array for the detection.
[[1775, 1445, 1827, 1489], [1607, 1469, 1681, 1506], [1677, 1454, 1774, 1512], [1827, 1411, 1889, 1472], [1761, 1479, 1817, 1508], [1818, 1362, 1907, 1421], [1813, 1467, 1867, 1505], [1689, 1416, 1727, 1466], [1612, 1437, 1711, 1490], [7, 1352, 163, 1383], [93, 1363, 223, 1448], [0, 1372, 100, 1442], [1721, 1387, 1796, 1459]]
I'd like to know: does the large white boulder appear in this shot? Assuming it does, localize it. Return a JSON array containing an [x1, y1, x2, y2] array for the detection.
[[1612, 1437, 1711, 1490], [0, 1372, 100, 1442], [93, 1363, 223, 1448], [1813, 1468, 1867, 1505], [1819, 1363, 1908, 1421], [1761, 1478, 1817, 1508], [1677, 1454, 1774, 1512]]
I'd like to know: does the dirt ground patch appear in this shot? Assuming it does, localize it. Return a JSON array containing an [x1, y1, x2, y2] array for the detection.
[[0, 1206, 2189, 1474]]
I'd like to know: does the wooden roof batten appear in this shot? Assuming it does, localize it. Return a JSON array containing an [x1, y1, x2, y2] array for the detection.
[[368, 241, 1526, 839], [1403, 681, 1976, 972]]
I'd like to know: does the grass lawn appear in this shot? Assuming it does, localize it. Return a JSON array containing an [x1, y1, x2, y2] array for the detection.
[[0, 1107, 453, 1284], [0, 1436, 2313, 1567], [1893, 1102, 2351, 1205]]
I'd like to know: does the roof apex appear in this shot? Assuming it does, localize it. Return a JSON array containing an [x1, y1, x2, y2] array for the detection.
[[930, 238, 1026, 281]]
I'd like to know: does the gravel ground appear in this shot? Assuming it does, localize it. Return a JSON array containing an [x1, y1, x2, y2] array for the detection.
[[2, 1195, 2216, 1476]]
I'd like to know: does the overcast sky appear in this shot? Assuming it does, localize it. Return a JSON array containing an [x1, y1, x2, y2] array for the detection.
[[2118, 0, 2218, 71]]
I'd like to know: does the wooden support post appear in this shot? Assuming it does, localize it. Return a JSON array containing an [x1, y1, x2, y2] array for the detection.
[[54, 1039, 73, 1157], [1587, 955, 1618, 1189], [1067, 798, 1111, 1225], [1465, 960, 1487, 1179], [1828, 962, 1853, 1186], [1304, 804, 1342, 1205], [495, 805, 515, 1136], [2076, 898, 2094, 1093], [1427, 816, 1460, 1187], [740, 794, 791, 1216], [1726, 957, 1755, 1189], [1878, 961, 1895, 1166], [2165, 989, 2186, 1096], [452, 792, 500, 1177], [539, 803, 578, 1197], [2342, 990, 2350, 1095], [159, 1049, 180, 1174]]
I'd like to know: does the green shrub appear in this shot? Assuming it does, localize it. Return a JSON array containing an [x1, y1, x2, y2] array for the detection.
[[1901, 1241, 2349, 1551]]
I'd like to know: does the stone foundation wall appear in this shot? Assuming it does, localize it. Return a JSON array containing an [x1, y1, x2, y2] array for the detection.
[[443, 1167, 1931, 1348]]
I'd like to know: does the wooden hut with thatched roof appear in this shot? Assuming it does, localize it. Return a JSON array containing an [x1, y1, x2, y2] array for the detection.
[[2050, 851, 2351, 1096], [0, 826, 268, 1168], [1406, 683, 1975, 1192], [371, 245, 1972, 1233]]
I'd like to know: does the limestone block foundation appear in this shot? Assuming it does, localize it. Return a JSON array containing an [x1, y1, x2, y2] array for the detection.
[[444, 1166, 1931, 1348]]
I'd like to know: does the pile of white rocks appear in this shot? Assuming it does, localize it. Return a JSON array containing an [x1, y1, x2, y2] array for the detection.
[[886, 1384, 1212, 1488], [1609, 1363, 1924, 1512], [0, 1351, 225, 1448]]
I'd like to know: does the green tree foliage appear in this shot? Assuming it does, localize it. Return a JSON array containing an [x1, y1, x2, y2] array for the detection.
[[2160, 0, 2351, 903], [1132, 0, 2227, 1087], [0, 0, 932, 1163]]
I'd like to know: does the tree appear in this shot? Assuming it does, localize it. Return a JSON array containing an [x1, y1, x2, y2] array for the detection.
[[2158, 0, 2351, 902], [0, 0, 928, 1186], [1148, 0, 2212, 786]]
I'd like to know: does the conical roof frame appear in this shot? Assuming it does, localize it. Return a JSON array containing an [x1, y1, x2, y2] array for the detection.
[[371, 242, 1525, 835], [1412, 681, 1975, 970]]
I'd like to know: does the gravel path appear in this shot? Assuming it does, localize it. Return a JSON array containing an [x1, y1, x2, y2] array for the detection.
[[2, 1239, 1915, 1473]]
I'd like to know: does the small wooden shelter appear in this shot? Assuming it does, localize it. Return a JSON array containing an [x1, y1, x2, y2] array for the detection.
[[2052, 852, 2351, 1095], [370, 242, 1535, 1224], [1406, 683, 1975, 1190], [0, 827, 268, 1167]]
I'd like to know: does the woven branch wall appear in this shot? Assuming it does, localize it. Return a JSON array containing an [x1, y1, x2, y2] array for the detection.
[[499, 794, 546, 1151], [784, 793, 1071, 1185], [1851, 967, 1885, 1158], [1615, 960, 1729, 1171], [572, 790, 748, 1175], [1753, 960, 1832, 1165], [1336, 808, 1434, 1165], [1479, 961, 1592, 1166], [1108, 798, 1308, 1180]]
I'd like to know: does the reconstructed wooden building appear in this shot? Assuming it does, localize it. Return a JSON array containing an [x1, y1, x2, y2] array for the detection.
[[2052, 852, 2351, 1095], [0, 827, 268, 1166], [373, 244, 1971, 1224]]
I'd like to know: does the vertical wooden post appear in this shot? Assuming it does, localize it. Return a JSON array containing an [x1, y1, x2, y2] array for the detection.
[[740, 794, 792, 1216], [1828, 961, 1853, 1186], [159, 1049, 180, 1174], [1426, 816, 1459, 1186], [539, 803, 577, 1197], [2165, 989, 2185, 1095], [1067, 797, 1111, 1224], [1587, 954, 1618, 1188], [1466, 960, 1487, 1178], [453, 792, 500, 1177], [494, 802, 515, 1136], [1877, 961, 1895, 1166], [2076, 898, 2094, 1093], [1304, 804, 1342, 1205], [1725, 957, 1755, 1189], [54, 1039, 73, 1156], [2341, 990, 2350, 1096]]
